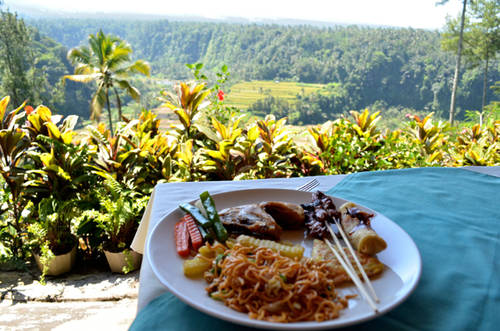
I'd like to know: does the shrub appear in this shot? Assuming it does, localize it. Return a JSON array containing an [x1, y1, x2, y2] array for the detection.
[[0, 80, 499, 271]]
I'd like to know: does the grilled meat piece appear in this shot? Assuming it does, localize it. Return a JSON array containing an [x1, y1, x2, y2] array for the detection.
[[218, 204, 282, 240], [259, 201, 305, 229], [301, 191, 340, 238]]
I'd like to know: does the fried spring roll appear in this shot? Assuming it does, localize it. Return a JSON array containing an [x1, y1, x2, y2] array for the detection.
[[338, 202, 387, 255]]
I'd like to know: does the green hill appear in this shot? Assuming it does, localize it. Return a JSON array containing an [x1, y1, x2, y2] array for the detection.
[[27, 18, 499, 122]]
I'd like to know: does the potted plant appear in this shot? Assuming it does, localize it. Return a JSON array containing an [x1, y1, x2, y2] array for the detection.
[[0, 96, 32, 266], [83, 120, 162, 273], [23, 105, 96, 278], [28, 198, 78, 279], [90, 174, 148, 273]]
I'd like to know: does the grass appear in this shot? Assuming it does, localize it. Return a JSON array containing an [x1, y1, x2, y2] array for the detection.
[[224, 80, 325, 110]]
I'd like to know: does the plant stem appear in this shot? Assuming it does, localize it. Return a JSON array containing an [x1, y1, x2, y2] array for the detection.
[[105, 87, 114, 134], [113, 86, 123, 121]]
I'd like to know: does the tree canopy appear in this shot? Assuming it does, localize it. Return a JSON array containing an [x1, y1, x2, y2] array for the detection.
[[0, 10, 93, 119]]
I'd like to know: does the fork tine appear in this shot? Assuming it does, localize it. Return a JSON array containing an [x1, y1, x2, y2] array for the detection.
[[297, 178, 319, 192], [305, 179, 319, 191]]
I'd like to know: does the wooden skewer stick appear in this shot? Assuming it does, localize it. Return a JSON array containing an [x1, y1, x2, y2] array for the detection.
[[326, 221, 356, 275], [331, 219, 380, 303], [323, 239, 378, 313]]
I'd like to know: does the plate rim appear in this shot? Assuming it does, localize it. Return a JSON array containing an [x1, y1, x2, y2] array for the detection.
[[146, 188, 422, 330]]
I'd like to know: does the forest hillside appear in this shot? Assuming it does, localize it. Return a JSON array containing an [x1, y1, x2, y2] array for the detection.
[[28, 19, 499, 123]]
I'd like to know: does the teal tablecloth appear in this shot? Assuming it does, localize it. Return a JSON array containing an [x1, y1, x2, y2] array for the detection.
[[130, 168, 500, 331]]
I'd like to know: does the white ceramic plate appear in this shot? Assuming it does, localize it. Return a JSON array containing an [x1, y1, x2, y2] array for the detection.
[[147, 188, 422, 330]]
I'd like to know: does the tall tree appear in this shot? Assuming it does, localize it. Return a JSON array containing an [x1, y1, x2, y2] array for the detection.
[[0, 9, 40, 106], [440, 0, 469, 124], [466, 0, 500, 113], [442, 0, 500, 120], [64, 30, 150, 133]]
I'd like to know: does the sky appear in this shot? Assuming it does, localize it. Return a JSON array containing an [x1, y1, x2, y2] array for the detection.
[[5, 0, 463, 30]]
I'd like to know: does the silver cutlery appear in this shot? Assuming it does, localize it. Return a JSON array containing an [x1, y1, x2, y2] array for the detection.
[[297, 178, 319, 192]]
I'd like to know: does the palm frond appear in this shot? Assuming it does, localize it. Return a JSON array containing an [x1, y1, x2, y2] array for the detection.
[[89, 31, 105, 66], [107, 47, 132, 70], [67, 46, 91, 66], [74, 63, 99, 75], [116, 40, 132, 52], [116, 79, 141, 101], [62, 73, 100, 84], [128, 60, 151, 76]]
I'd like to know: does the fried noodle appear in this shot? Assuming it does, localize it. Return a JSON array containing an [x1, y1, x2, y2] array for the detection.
[[205, 244, 348, 322]]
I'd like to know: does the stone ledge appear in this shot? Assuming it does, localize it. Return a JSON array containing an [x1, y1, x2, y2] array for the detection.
[[0, 270, 139, 303]]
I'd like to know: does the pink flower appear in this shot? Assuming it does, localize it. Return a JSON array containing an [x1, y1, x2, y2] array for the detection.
[[405, 113, 412, 119], [461, 128, 468, 135], [217, 90, 224, 101]]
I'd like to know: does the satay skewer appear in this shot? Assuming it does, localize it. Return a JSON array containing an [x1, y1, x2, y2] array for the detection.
[[323, 238, 378, 313], [329, 219, 380, 303]]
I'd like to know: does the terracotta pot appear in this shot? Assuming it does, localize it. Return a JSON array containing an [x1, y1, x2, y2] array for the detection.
[[34, 245, 76, 276], [104, 249, 142, 273]]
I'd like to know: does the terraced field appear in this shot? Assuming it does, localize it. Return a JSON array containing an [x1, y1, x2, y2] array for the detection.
[[152, 80, 326, 129], [224, 80, 325, 110]]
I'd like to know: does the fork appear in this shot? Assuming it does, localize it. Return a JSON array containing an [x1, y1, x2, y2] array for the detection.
[[297, 178, 319, 192]]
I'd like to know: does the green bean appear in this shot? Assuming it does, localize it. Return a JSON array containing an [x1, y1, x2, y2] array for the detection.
[[196, 222, 212, 241], [199, 191, 228, 242], [179, 203, 212, 228]]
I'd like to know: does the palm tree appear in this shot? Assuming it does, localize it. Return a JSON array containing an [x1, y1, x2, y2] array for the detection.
[[63, 30, 150, 133]]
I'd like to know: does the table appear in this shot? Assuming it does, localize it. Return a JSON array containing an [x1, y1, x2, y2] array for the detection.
[[130, 166, 500, 330]]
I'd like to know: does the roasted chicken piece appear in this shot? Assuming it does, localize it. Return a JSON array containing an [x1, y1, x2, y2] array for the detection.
[[219, 201, 305, 240], [259, 201, 305, 229], [218, 204, 282, 240]]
